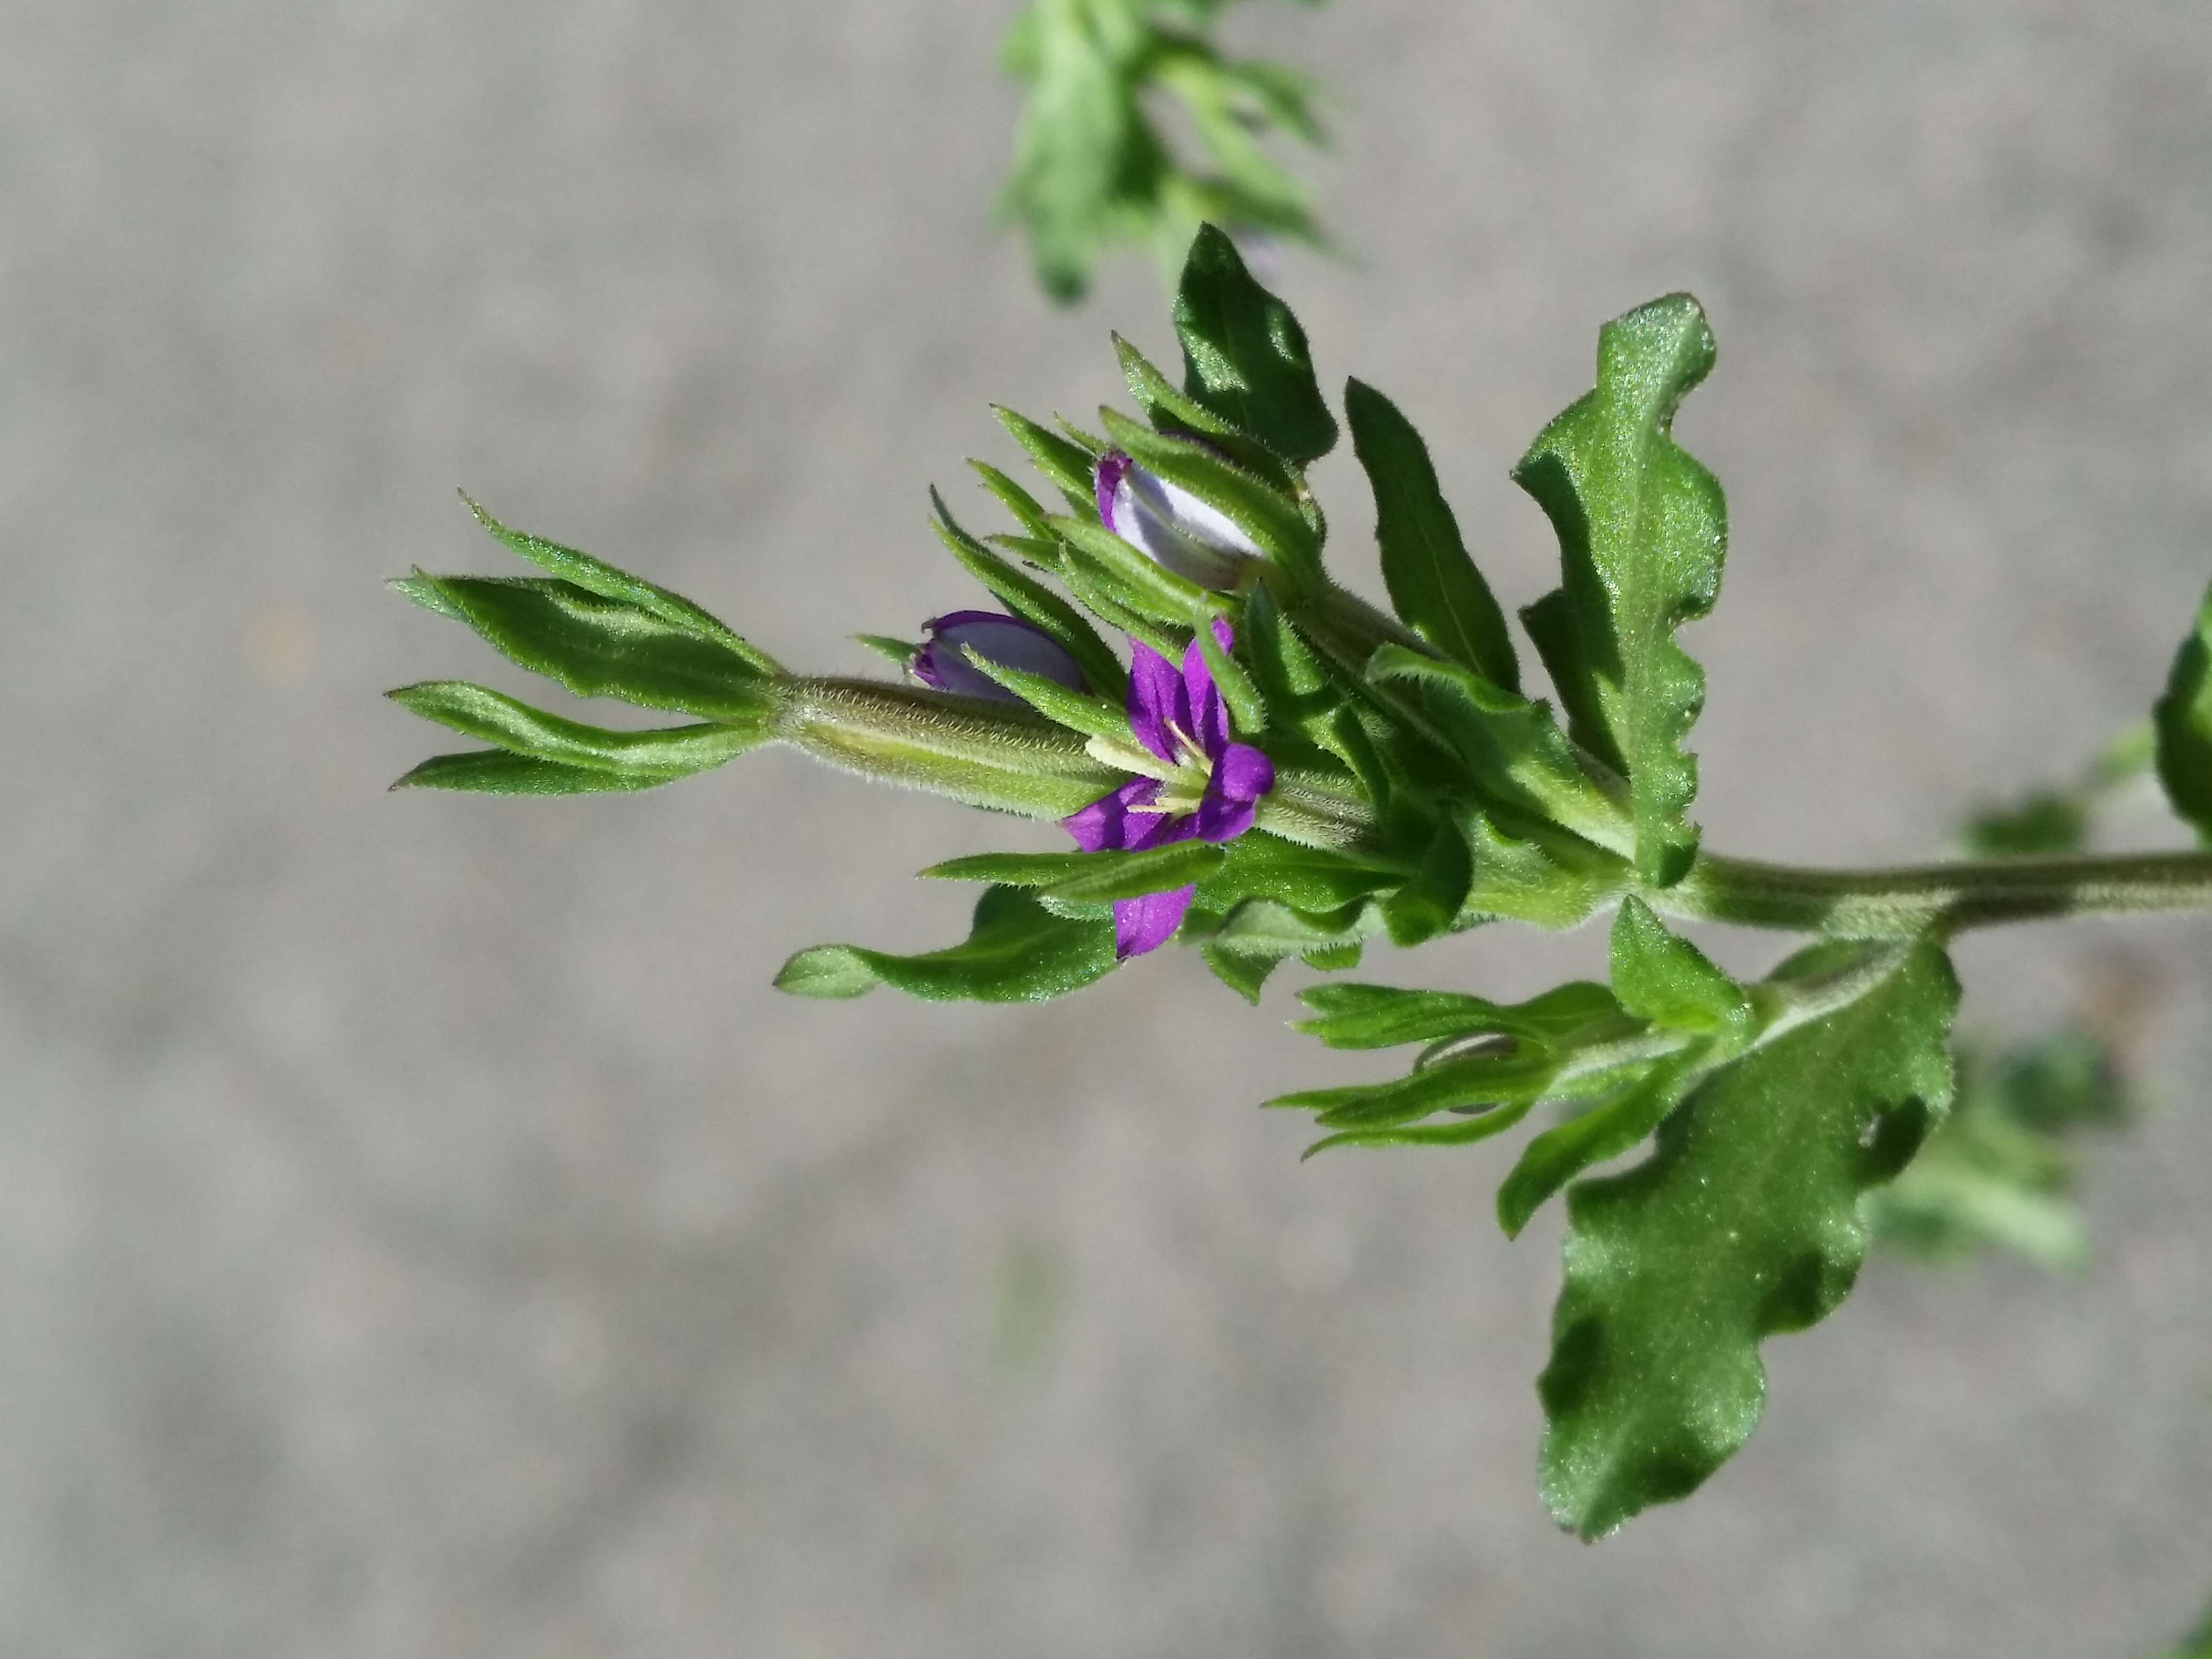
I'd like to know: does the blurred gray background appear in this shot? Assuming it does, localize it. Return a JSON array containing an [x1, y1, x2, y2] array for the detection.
[[4, 1, 2210, 1653]]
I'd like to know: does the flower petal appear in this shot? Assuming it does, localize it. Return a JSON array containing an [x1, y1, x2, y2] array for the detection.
[[1095, 451, 1134, 534], [1061, 776, 1164, 852], [1125, 639, 1190, 766], [1181, 617, 1235, 757], [914, 611, 1087, 699], [1211, 739, 1275, 805], [1113, 885, 1196, 959]]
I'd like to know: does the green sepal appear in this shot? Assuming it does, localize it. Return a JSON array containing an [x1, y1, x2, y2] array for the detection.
[[1537, 936, 1960, 1538], [1344, 378, 1519, 691], [1194, 613, 1267, 734], [1512, 294, 1725, 887], [993, 405, 1098, 517], [1052, 514, 1220, 625], [1242, 584, 1355, 763], [1382, 816, 1473, 947], [1496, 1057, 1701, 1239], [387, 681, 770, 778], [392, 572, 778, 720], [854, 634, 921, 669], [966, 459, 1056, 539], [2155, 574, 2212, 841], [930, 490, 1130, 699], [459, 494, 781, 677], [390, 750, 684, 795], [1366, 646, 1632, 858], [1054, 551, 1187, 657], [1609, 896, 1754, 1047], [1172, 223, 1337, 464], [964, 653, 1135, 743], [774, 885, 1117, 1003]]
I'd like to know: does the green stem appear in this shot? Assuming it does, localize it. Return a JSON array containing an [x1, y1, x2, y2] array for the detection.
[[1655, 849, 2212, 938]]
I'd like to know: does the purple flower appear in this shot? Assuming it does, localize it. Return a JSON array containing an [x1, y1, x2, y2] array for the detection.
[[1095, 450, 1265, 592], [909, 611, 1088, 701], [1060, 618, 1275, 959]]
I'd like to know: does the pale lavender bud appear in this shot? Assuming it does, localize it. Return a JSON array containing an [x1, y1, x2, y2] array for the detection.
[[909, 611, 1088, 701], [1094, 450, 1265, 592]]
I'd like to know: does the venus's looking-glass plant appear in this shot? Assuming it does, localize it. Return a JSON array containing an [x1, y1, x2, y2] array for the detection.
[[388, 226, 2212, 1540]]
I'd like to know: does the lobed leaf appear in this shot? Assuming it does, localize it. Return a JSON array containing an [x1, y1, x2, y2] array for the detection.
[[1537, 937, 1959, 1538], [1513, 295, 1726, 887]]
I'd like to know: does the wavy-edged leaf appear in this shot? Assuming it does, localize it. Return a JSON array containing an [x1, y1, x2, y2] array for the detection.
[[1461, 808, 1630, 930], [393, 572, 776, 720], [1302, 1103, 1541, 1159], [1345, 379, 1519, 691], [775, 885, 1116, 1003], [2155, 575, 2212, 841], [1173, 223, 1337, 464], [1513, 295, 1725, 887], [460, 494, 781, 676], [1268, 1048, 1561, 1130], [387, 681, 769, 778], [1538, 937, 1959, 1538]]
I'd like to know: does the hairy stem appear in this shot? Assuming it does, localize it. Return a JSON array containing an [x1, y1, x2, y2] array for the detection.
[[1654, 849, 2212, 938]]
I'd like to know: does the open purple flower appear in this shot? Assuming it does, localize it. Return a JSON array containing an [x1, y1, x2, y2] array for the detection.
[[1061, 618, 1275, 959], [909, 611, 1088, 702], [1095, 451, 1265, 592]]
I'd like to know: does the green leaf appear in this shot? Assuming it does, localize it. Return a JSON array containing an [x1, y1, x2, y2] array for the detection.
[[1041, 839, 1223, 902], [1512, 295, 1726, 887], [2155, 576, 2212, 840], [1460, 808, 1630, 930], [1268, 1047, 1560, 1129], [1366, 645, 1632, 858], [1295, 980, 1623, 1051], [390, 750, 684, 795], [775, 885, 1117, 1003], [394, 572, 779, 720], [1301, 1103, 1540, 1159], [459, 494, 782, 677], [1344, 379, 1519, 691], [1196, 832, 1401, 912], [1537, 937, 1959, 1538], [1382, 817, 1474, 947], [387, 681, 769, 777], [1174, 223, 1337, 464], [1497, 1059, 1699, 1240], [1609, 896, 1753, 1045], [994, 405, 1101, 517], [931, 490, 1130, 700]]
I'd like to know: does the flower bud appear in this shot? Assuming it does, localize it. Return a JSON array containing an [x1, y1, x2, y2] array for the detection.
[[909, 611, 1088, 701], [1095, 450, 1264, 592]]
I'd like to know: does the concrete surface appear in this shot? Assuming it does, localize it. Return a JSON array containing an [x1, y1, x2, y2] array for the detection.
[[3, 1, 2209, 1654]]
